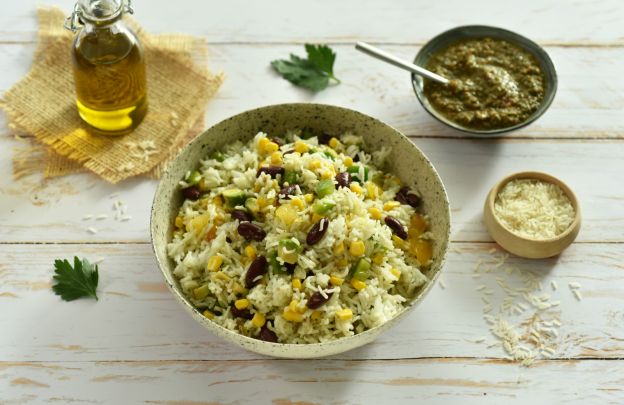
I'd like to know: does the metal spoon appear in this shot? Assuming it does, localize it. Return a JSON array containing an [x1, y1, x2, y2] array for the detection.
[[355, 41, 449, 85]]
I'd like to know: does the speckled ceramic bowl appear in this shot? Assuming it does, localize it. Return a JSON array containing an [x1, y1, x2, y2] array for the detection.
[[412, 25, 558, 136], [150, 103, 450, 358]]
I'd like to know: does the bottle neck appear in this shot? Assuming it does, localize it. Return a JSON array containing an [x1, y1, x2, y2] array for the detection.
[[65, 0, 133, 32]]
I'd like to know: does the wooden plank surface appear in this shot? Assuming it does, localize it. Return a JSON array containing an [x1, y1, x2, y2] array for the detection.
[[2, 359, 623, 404], [1, 0, 623, 45], [1, 243, 622, 362], [1, 44, 624, 140]]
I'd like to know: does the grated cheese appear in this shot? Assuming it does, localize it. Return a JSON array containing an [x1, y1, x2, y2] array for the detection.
[[494, 179, 575, 239]]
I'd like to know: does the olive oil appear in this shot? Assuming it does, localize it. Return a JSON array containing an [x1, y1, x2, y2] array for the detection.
[[67, 0, 147, 135]]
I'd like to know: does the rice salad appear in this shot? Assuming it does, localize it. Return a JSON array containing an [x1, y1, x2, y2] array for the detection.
[[167, 131, 434, 344]]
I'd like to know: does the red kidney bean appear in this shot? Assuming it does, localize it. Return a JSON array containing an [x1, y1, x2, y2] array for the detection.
[[245, 256, 268, 288], [307, 291, 333, 309], [230, 303, 253, 320], [284, 262, 296, 274], [182, 186, 201, 200], [335, 172, 351, 189], [257, 166, 285, 178], [259, 324, 278, 342], [306, 218, 329, 245], [238, 222, 266, 241], [279, 184, 297, 200], [384, 216, 408, 239], [318, 133, 331, 145], [231, 209, 253, 222], [395, 187, 421, 208]]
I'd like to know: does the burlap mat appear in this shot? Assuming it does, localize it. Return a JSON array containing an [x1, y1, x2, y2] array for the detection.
[[2, 7, 223, 183]]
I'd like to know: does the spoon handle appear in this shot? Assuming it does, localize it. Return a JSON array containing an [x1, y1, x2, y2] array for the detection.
[[355, 42, 449, 85]]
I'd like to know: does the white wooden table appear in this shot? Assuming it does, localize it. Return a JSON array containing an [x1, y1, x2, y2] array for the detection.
[[2, 1, 623, 403]]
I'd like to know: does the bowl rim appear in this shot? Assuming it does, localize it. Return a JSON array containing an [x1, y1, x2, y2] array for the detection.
[[411, 24, 558, 136], [150, 102, 451, 354], [485, 171, 581, 244]]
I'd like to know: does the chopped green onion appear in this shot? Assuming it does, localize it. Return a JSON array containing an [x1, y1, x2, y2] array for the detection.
[[313, 198, 335, 215]]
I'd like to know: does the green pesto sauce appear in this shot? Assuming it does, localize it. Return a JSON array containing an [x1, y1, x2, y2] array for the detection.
[[424, 38, 545, 130]]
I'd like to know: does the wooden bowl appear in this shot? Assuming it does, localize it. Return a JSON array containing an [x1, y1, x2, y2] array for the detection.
[[483, 171, 581, 259]]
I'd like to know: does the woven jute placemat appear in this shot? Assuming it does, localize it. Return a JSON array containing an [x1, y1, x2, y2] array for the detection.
[[2, 7, 223, 183]]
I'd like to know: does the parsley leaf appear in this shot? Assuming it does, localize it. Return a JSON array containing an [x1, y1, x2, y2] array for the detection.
[[52, 257, 99, 301], [271, 44, 340, 91]]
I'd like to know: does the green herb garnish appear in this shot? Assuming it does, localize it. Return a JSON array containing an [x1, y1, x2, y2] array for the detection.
[[271, 44, 340, 91], [52, 257, 99, 301]]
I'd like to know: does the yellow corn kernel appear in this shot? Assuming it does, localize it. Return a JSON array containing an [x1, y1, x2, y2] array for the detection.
[[366, 182, 381, 200], [283, 307, 304, 322], [252, 312, 266, 328], [335, 308, 353, 321], [320, 170, 333, 179], [368, 207, 382, 220], [214, 214, 225, 226], [288, 300, 300, 313], [291, 197, 305, 210], [328, 137, 339, 149], [205, 226, 218, 241], [245, 245, 257, 260], [349, 240, 366, 257], [309, 159, 321, 169], [390, 268, 401, 279], [311, 310, 323, 321], [258, 137, 270, 152], [257, 197, 269, 209], [203, 310, 214, 320], [234, 299, 249, 310], [330, 275, 344, 286], [336, 257, 349, 267], [350, 183, 363, 195], [292, 278, 302, 290], [333, 242, 345, 255], [294, 140, 309, 154], [372, 252, 384, 265], [351, 279, 367, 291], [304, 193, 314, 203], [206, 255, 223, 272], [270, 151, 283, 164], [175, 215, 184, 229], [392, 234, 405, 249], [275, 204, 298, 227], [264, 141, 279, 154], [384, 201, 401, 211], [343, 156, 353, 167], [213, 272, 230, 282]]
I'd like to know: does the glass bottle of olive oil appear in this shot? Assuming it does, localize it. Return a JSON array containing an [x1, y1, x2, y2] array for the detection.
[[65, 0, 147, 135]]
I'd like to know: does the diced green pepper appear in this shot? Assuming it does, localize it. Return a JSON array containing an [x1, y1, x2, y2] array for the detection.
[[185, 170, 202, 185], [323, 151, 336, 161], [193, 284, 211, 300], [245, 197, 260, 215], [347, 165, 369, 183], [349, 258, 371, 281], [283, 169, 299, 185], [313, 198, 335, 215], [268, 250, 288, 274], [222, 188, 247, 208], [278, 238, 301, 264], [315, 179, 335, 198], [211, 151, 227, 162]]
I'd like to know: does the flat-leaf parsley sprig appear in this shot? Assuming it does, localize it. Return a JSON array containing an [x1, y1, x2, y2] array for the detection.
[[52, 257, 99, 301], [271, 44, 340, 91]]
